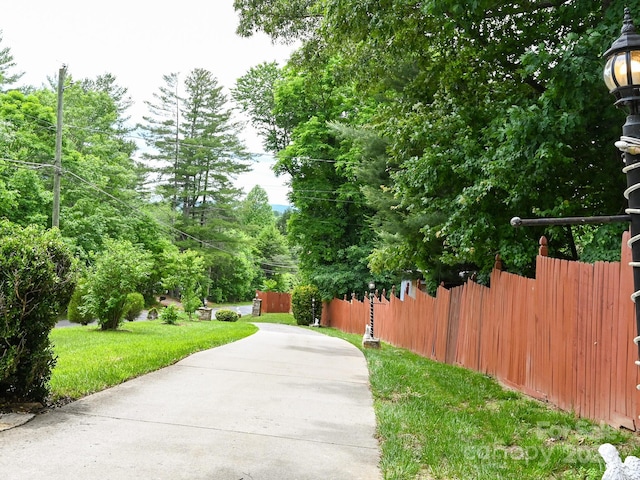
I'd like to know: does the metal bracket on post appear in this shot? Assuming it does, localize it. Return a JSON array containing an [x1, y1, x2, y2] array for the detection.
[[510, 215, 630, 227]]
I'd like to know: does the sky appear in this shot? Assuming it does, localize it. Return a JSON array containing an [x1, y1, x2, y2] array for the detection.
[[1, 1, 295, 205]]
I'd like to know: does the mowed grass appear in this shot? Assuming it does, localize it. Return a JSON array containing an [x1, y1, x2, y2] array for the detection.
[[49, 320, 257, 400], [316, 328, 640, 480], [240, 312, 297, 325]]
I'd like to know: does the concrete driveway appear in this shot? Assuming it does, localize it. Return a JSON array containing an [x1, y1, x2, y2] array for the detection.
[[0, 323, 381, 480]]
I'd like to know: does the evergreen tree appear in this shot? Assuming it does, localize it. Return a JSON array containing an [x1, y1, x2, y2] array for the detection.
[[140, 72, 182, 210], [0, 31, 23, 89], [180, 68, 249, 230], [141, 69, 250, 236], [140, 69, 254, 301]]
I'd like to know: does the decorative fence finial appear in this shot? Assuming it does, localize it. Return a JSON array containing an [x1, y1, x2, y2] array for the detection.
[[494, 254, 503, 271], [539, 236, 549, 257]]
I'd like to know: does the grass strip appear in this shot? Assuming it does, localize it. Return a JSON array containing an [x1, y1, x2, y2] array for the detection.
[[316, 327, 640, 480], [49, 320, 257, 400], [240, 312, 297, 325]]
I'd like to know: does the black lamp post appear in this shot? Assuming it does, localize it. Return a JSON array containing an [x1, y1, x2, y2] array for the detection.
[[604, 7, 640, 371], [368, 281, 375, 337]]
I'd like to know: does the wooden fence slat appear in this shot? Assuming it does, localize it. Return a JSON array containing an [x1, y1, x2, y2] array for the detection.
[[323, 233, 638, 429], [256, 291, 291, 314]]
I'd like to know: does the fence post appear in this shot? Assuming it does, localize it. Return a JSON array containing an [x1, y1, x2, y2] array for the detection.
[[539, 236, 549, 257]]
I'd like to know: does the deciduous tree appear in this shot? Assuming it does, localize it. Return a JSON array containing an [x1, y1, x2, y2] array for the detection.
[[83, 240, 152, 330], [232, 62, 292, 152], [162, 249, 208, 319]]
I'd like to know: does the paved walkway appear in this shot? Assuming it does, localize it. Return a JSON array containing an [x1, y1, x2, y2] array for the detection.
[[0, 323, 381, 480]]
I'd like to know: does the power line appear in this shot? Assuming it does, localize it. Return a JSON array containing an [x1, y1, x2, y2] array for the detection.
[[63, 169, 239, 255], [64, 170, 299, 269], [0, 157, 368, 207], [0, 157, 53, 170]]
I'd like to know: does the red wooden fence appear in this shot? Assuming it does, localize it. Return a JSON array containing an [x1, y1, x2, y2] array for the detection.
[[321, 233, 640, 430], [256, 291, 291, 314]]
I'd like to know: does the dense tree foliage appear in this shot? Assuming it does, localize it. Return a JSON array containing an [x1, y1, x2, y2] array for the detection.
[[238, 185, 276, 234], [237, 185, 297, 292], [251, 59, 389, 298], [7, 0, 633, 313], [235, 0, 633, 290], [138, 69, 266, 301], [232, 62, 293, 152], [162, 249, 208, 319]]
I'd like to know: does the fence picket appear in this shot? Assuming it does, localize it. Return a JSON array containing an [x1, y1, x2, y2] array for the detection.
[[323, 233, 640, 429]]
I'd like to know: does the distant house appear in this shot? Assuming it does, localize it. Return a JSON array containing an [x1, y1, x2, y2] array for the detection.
[[399, 278, 426, 300]]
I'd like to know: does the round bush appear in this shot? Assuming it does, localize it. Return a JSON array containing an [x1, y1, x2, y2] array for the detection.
[[215, 309, 239, 322], [291, 285, 321, 326], [124, 292, 145, 321], [67, 280, 94, 325]]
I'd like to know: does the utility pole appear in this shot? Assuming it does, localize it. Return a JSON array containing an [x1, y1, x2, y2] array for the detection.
[[52, 65, 66, 229]]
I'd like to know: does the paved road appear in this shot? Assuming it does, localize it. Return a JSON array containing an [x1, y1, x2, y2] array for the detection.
[[0, 323, 381, 480], [55, 305, 254, 328]]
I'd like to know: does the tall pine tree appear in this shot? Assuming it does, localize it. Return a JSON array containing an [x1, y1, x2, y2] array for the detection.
[[140, 69, 250, 246]]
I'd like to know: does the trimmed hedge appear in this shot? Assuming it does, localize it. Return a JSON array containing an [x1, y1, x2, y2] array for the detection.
[[216, 309, 239, 322], [0, 221, 77, 402], [291, 285, 320, 326]]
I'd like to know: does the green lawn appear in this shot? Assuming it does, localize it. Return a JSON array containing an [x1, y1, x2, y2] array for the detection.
[[49, 320, 257, 400], [240, 312, 297, 325], [316, 327, 640, 480]]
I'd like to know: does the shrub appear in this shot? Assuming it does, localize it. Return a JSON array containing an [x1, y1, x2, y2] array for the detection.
[[215, 309, 239, 322], [160, 305, 180, 325], [0, 221, 77, 403], [291, 285, 320, 326], [262, 279, 278, 292], [124, 292, 145, 322], [67, 279, 95, 325], [83, 240, 152, 330]]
